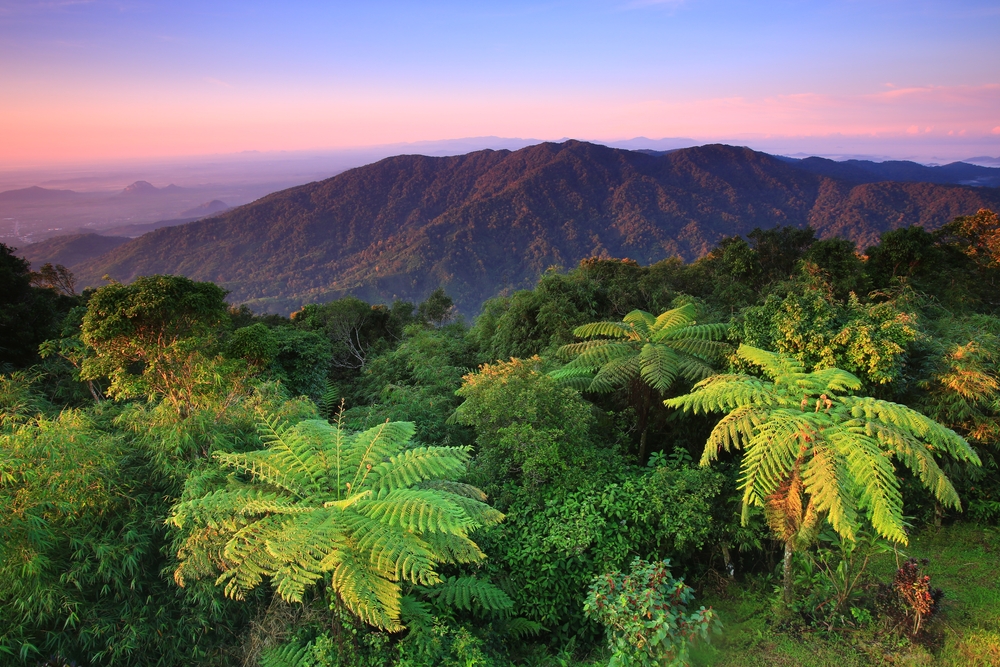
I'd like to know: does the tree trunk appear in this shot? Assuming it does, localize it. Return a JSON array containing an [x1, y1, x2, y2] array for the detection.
[[783, 540, 795, 606], [638, 425, 649, 464]]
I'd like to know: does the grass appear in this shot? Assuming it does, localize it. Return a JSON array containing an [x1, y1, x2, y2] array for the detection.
[[688, 523, 1000, 666]]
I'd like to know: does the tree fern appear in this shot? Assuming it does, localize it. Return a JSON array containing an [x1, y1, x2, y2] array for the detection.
[[169, 415, 503, 631], [666, 344, 980, 603], [551, 302, 728, 460]]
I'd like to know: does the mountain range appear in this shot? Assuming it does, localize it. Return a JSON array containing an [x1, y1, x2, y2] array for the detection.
[[20, 141, 1000, 315]]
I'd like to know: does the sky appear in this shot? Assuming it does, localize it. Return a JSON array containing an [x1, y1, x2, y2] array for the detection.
[[1, 0, 999, 165]]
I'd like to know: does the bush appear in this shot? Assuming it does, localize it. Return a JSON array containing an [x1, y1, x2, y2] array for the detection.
[[584, 558, 719, 667]]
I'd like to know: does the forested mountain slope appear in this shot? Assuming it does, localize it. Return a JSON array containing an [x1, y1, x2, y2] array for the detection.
[[74, 141, 1000, 314]]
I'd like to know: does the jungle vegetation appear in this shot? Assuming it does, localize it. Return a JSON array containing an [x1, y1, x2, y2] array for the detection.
[[1, 209, 999, 666]]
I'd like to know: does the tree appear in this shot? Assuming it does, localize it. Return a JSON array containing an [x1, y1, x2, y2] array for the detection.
[[168, 417, 503, 631], [79, 275, 231, 411], [550, 303, 728, 461], [665, 345, 980, 604]]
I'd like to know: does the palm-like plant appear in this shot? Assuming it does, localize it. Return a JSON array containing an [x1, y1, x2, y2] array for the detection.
[[168, 416, 503, 631], [550, 303, 728, 460], [665, 345, 980, 603]]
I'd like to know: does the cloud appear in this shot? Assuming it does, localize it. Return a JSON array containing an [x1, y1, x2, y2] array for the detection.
[[993, 126, 1000, 135], [204, 77, 233, 88]]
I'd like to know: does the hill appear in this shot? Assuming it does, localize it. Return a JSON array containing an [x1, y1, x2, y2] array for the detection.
[[784, 157, 1000, 188], [17, 233, 132, 270], [74, 141, 1000, 314]]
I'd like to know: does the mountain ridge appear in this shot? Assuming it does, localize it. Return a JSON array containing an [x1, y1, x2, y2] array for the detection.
[[67, 141, 1000, 314]]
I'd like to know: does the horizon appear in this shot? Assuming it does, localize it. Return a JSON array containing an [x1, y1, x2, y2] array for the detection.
[[2, 1, 998, 168]]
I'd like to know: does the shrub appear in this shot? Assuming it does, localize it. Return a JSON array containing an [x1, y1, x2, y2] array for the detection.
[[583, 558, 719, 667]]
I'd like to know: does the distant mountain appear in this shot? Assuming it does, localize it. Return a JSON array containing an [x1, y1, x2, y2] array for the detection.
[[965, 156, 1000, 168], [17, 233, 131, 270], [119, 181, 185, 196], [784, 157, 1000, 188], [74, 141, 1000, 315], [0, 185, 84, 204], [180, 200, 230, 218], [120, 181, 159, 195]]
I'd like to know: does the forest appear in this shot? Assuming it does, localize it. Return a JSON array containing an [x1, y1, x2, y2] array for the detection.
[[1, 209, 999, 667]]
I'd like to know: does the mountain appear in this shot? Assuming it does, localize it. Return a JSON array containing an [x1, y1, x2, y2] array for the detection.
[[180, 199, 230, 218], [0, 185, 85, 204], [74, 141, 1000, 315], [784, 157, 1000, 188], [17, 233, 132, 270], [119, 181, 185, 196]]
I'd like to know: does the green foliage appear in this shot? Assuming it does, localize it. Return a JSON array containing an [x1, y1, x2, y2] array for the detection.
[[169, 416, 502, 631], [470, 258, 686, 364], [790, 524, 893, 628], [452, 356, 603, 506], [736, 279, 919, 387], [0, 400, 249, 666], [481, 463, 722, 641], [343, 322, 475, 447], [79, 275, 232, 409], [584, 558, 720, 667]]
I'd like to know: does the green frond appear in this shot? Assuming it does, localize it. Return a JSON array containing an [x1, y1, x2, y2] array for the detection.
[[673, 353, 719, 382], [661, 336, 729, 359], [420, 530, 488, 565], [701, 405, 765, 465], [259, 639, 312, 667], [800, 444, 858, 542], [423, 575, 513, 614], [638, 343, 679, 394], [622, 309, 656, 336], [555, 342, 636, 372], [344, 421, 418, 488], [653, 323, 727, 344], [738, 412, 816, 516], [572, 321, 636, 340], [497, 617, 545, 639], [665, 374, 779, 414], [589, 354, 641, 393], [737, 344, 806, 379], [556, 340, 621, 358], [330, 549, 404, 631], [649, 302, 697, 334], [809, 367, 863, 393], [213, 451, 315, 499], [843, 397, 980, 466], [830, 429, 907, 544], [368, 446, 470, 493], [358, 489, 474, 535], [170, 488, 312, 530]]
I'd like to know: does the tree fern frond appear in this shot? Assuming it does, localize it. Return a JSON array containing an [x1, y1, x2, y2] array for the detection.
[[622, 309, 656, 337], [344, 421, 417, 490], [558, 342, 636, 371], [649, 303, 696, 334], [572, 321, 636, 339], [737, 344, 806, 378], [358, 489, 474, 535], [368, 446, 470, 493], [422, 575, 513, 614], [259, 639, 312, 667], [701, 405, 765, 464], [589, 354, 641, 393], [639, 343, 679, 394]]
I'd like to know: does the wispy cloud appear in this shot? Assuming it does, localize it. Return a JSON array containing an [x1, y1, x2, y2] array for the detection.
[[204, 77, 232, 88]]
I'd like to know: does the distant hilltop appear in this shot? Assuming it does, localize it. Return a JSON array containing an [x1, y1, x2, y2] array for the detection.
[[119, 181, 185, 195]]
